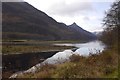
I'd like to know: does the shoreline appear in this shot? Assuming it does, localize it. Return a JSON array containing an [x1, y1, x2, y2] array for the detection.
[[2, 50, 59, 78]]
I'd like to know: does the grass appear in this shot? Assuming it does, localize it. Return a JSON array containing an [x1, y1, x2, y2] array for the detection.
[[2, 40, 79, 54], [17, 45, 118, 78], [2, 45, 75, 54]]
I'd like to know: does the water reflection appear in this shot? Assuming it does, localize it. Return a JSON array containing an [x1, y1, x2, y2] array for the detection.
[[26, 41, 105, 72], [10, 40, 106, 78], [45, 40, 105, 64], [74, 41, 105, 56]]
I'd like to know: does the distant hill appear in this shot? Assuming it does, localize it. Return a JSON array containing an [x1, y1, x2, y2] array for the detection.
[[68, 22, 97, 40], [2, 2, 97, 41]]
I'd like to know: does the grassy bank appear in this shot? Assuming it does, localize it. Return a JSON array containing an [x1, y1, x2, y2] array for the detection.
[[2, 40, 78, 54], [17, 45, 118, 78], [2, 45, 75, 54]]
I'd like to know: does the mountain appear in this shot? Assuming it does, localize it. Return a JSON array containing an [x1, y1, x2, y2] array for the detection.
[[68, 22, 96, 40], [2, 2, 96, 41]]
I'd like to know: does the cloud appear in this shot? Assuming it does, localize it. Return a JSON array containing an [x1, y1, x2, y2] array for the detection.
[[47, 1, 94, 16], [1, 0, 23, 2], [83, 16, 90, 21]]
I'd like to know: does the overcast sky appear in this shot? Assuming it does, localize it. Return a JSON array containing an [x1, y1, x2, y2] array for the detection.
[[2, 0, 115, 32]]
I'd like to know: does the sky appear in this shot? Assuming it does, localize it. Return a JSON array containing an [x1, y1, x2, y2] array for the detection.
[[2, 0, 115, 32]]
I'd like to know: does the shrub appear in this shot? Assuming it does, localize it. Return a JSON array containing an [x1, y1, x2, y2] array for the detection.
[[69, 54, 85, 62]]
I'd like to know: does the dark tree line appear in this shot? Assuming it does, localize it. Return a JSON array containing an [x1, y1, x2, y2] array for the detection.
[[101, 0, 119, 46]]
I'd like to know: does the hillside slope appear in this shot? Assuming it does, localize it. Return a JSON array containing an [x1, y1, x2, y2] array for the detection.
[[2, 2, 96, 41]]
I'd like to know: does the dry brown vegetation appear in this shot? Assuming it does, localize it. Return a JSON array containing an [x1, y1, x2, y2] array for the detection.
[[2, 45, 75, 54], [17, 46, 118, 78]]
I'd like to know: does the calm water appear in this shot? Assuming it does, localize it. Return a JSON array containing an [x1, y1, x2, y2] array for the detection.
[[44, 40, 105, 64], [10, 40, 106, 78], [54, 40, 105, 56], [24, 40, 105, 73]]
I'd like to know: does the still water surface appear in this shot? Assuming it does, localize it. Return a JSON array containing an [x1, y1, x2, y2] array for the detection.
[[10, 40, 106, 77], [44, 40, 105, 64]]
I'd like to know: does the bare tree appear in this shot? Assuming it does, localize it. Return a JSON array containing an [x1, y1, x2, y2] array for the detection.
[[103, 0, 119, 30], [101, 0, 119, 46]]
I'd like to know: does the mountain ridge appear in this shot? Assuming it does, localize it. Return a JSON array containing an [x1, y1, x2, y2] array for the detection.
[[2, 2, 97, 41]]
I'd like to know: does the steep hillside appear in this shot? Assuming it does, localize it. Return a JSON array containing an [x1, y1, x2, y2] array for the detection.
[[68, 22, 96, 40], [2, 2, 96, 41]]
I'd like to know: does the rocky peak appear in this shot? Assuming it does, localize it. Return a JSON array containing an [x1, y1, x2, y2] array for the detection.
[[71, 22, 77, 26]]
